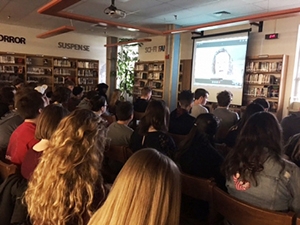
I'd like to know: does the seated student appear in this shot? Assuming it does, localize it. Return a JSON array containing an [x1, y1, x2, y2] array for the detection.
[[21, 104, 68, 180], [6, 90, 44, 165], [67, 86, 84, 112], [77, 90, 98, 110], [88, 148, 181, 225], [130, 100, 176, 159], [64, 79, 75, 92], [107, 101, 133, 146], [224, 103, 264, 148], [191, 88, 209, 118], [281, 110, 300, 144], [253, 97, 270, 111], [0, 86, 15, 118], [25, 109, 107, 225], [169, 90, 195, 135], [51, 86, 71, 110], [95, 83, 109, 101], [133, 86, 152, 113], [223, 112, 300, 213], [213, 90, 239, 143]]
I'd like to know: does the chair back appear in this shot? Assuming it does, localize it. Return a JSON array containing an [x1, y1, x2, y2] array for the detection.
[[212, 186, 295, 225], [105, 145, 133, 164], [168, 133, 187, 146], [0, 160, 17, 181]]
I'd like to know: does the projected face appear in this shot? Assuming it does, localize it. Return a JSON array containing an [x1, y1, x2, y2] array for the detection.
[[212, 48, 233, 77]]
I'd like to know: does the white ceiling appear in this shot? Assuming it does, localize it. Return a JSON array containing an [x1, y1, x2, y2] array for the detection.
[[0, 0, 300, 38]]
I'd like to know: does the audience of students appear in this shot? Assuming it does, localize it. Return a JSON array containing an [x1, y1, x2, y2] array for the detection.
[[25, 109, 107, 225], [130, 100, 176, 158], [133, 86, 152, 112], [190, 88, 209, 118], [169, 90, 195, 135], [88, 148, 181, 225], [6, 90, 44, 165], [21, 104, 68, 180], [223, 112, 300, 213], [213, 90, 239, 143]]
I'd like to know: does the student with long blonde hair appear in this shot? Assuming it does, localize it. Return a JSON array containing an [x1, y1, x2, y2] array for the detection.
[[25, 109, 106, 225], [88, 148, 181, 225]]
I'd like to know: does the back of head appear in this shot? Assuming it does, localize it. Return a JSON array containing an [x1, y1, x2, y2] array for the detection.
[[16, 89, 44, 119], [25, 109, 105, 225], [109, 89, 121, 106], [178, 90, 194, 108], [0, 86, 14, 105], [51, 86, 71, 104], [139, 100, 168, 135], [86, 90, 98, 100], [12, 77, 24, 88], [253, 98, 270, 111], [141, 86, 152, 97], [217, 90, 232, 107], [239, 103, 264, 128], [194, 88, 208, 100], [116, 101, 133, 121], [223, 112, 282, 185], [88, 148, 181, 225], [72, 86, 83, 97], [35, 104, 69, 140], [284, 133, 300, 167], [90, 95, 106, 112], [96, 83, 109, 94], [195, 113, 219, 137]]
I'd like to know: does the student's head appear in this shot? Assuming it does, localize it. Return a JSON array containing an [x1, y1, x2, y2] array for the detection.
[[178, 90, 194, 109], [116, 101, 133, 121], [195, 113, 220, 138], [194, 88, 209, 105], [86, 90, 98, 100], [239, 103, 264, 129], [72, 86, 84, 99], [0, 86, 15, 105], [253, 98, 270, 111], [88, 148, 181, 225], [223, 112, 282, 185], [212, 48, 233, 76], [64, 79, 75, 91], [35, 104, 69, 140], [217, 90, 233, 107], [12, 77, 24, 90], [51, 86, 71, 104], [90, 95, 107, 115], [25, 109, 105, 225], [109, 89, 121, 105], [139, 100, 168, 135], [16, 90, 44, 119], [96, 83, 109, 95], [141, 86, 152, 100]]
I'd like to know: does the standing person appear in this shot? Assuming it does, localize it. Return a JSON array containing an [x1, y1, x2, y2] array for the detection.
[[223, 112, 300, 213], [25, 109, 107, 225], [133, 86, 152, 113], [88, 149, 181, 225], [6, 90, 44, 165], [130, 100, 176, 159], [213, 90, 239, 143], [191, 88, 209, 118], [169, 90, 195, 135], [108, 89, 121, 115], [67, 86, 84, 112], [95, 83, 109, 101]]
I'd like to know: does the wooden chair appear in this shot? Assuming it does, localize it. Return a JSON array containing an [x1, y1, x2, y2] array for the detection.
[[212, 186, 295, 225], [0, 160, 17, 181], [181, 173, 218, 225], [168, 132, 187, 146], [104, 145, 133, 164]]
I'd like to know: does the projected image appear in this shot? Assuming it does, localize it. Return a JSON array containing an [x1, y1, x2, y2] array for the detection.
[[191, 35, 249, 105]]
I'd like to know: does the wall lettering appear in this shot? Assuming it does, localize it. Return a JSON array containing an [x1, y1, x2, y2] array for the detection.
[[0, 34, 26, 44], [58, 42, 90, 51], [145, 45, 165, 53]]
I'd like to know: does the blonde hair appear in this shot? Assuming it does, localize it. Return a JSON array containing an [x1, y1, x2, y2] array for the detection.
[[108, 89, 121, 106], [88, 148, 181, 225], [25, 109, 106, 225]]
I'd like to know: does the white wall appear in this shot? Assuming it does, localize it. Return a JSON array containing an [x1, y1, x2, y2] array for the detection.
[[179, 17, 300, 118], [0, 23, 107, 82], [138, 36, 165, 61]]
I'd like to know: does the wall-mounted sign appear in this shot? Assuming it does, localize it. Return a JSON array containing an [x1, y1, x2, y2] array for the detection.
[[58, 42, 90, 51], [145, 45, 165, 53], [0, 34, 26, 44]]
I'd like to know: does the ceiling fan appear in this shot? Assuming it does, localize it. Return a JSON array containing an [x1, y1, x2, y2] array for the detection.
[[104, 0, 127, 19]]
